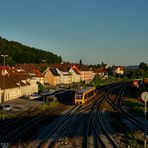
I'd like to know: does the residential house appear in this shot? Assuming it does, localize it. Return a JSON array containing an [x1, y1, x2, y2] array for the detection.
[[56, 67, 72, 84], [42, 67, 60, 86], [49, 63, 73, 85], [93, 67, 108, 79], [72, 65, 93, 84], [0, 75, 21, 102], [16, 64, 44, 84], [0, 67, 38, 103], [31, 69, 44, 85], [114, 66, 124, 76], [69, 67, 80, 83]]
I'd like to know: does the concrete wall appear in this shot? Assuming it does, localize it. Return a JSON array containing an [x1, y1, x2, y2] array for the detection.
[[0, 80, 38, 103]]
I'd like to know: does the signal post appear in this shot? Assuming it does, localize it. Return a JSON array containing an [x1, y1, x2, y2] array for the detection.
[[141, 92, 148, 148]]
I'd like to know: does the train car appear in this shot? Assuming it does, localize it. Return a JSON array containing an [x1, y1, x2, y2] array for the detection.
[[144, 78, 148, 84], [75, 86, 96, 105], [55, 90, 76, 105]]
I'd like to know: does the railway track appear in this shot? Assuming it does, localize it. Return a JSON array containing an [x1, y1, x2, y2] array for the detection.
[[113, 87, 144, 131], [38, 91, 106, 147], [1, 82, 144, 147], [45, 105, 81, 148], [0, 103, 42, 130], [95, 89, 119, 148], [98, 103, 119, 148], [82, 85, 119, 148], [105, 83, 145, 146], [33, 87, 108, 148], [0, 102, 72, 145], [0, 90, 65, 128]]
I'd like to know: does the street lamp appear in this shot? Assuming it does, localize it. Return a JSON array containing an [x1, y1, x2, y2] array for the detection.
[[40, 59, 46, 111], [1, 54, 8, 121], [1, 55, 8, 98], [1, 54, 8, 71], [41, 59, 46, 63], [41, 59, 46, 70]]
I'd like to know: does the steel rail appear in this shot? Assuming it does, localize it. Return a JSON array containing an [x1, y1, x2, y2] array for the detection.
[[108, 85, 145, 132], [0, 102, 71, 144]]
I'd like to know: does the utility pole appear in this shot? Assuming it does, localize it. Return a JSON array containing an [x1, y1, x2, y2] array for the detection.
[[1, 54, 8, 121]]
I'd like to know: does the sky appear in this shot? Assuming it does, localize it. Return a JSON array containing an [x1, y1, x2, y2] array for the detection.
[[0, 0, 148, 66]]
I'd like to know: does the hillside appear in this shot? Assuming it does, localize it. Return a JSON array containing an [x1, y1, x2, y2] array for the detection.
[[0, 36, 62, 65]]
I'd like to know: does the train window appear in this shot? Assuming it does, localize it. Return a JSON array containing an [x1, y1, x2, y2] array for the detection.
[[88, 92, 93, 98], [76, 93, 83, 99]]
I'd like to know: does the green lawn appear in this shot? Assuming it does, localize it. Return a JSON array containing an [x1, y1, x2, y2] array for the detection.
[[126, 98, 147, 117]]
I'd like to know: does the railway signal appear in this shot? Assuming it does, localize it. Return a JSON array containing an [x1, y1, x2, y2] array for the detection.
[[141, 91, 148, 148], [141, 92, 148, 102]]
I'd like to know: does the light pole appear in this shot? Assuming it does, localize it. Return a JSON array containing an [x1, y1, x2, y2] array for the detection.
[[41, 59, 46, 71], [41, 59, 46, 63], [41, 59, 46, 111], [141, 92, 148, 148], [1, 54, 8, 121]]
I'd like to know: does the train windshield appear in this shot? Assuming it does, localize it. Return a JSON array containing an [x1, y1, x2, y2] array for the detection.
[[76, 93, 83, 99]]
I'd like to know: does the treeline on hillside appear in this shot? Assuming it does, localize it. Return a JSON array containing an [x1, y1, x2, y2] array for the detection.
[[0, 36, 62, 66], [125, 62, 148, 79]]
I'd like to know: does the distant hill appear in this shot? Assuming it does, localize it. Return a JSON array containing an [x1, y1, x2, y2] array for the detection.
[[124, 65, 139, 70], [0, 36, 62, 65]]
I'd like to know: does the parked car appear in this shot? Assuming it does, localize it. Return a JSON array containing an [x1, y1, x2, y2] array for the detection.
[[29, 93, 41, 99], [3, 104, 12, 111], [22, 95, 29, 99]]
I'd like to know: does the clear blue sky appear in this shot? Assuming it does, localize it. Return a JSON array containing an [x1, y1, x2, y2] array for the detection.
[[0, 0, 148, 66]]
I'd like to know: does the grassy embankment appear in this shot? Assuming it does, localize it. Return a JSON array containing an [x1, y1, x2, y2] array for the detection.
[[126, 98, 147, 117], [100, 77, 130, 86]]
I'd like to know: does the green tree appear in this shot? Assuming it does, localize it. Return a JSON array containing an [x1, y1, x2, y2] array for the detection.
[[92, 74, 101, 87], [37, 82, 44, 93], [7, 58, 16, 66], [139, 62, 148, 71], [138, 62, 148, 78], [79, 59, 82, 65], [0, 36, 62, 64]]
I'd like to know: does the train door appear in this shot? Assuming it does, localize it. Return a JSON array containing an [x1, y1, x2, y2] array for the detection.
[[83, 93, 86, 103]]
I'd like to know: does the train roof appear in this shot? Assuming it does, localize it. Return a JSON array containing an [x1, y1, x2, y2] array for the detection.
[[76, 86, 96, 94]]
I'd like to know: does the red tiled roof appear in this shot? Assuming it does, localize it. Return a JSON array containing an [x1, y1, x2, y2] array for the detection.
[[72, 68, 80, 75], [0, 74, 30, 89], [72, 64, 92, 71], [49, 63, 71, 72], [93, 67, 107, 73], [32, 69, 43, 77], [0, 76, 19, 89]]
